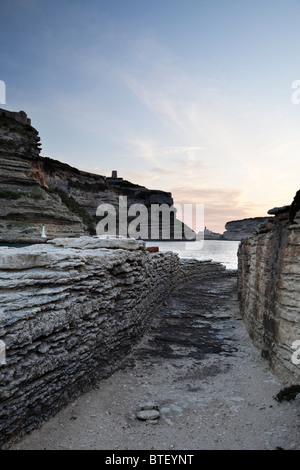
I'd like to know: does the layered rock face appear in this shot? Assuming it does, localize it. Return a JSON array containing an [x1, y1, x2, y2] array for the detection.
[[0, 114, 89, 241], [0, 237, 226, 448], [0, 113, 191, 242], [202, 217, 269, 241], [223, 217, 269, 241], [238, 204, 300, 384]]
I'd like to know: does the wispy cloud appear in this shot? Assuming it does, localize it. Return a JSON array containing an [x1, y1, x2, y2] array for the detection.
[[118, 42, 300, 232], [28, 30, 300, 232]]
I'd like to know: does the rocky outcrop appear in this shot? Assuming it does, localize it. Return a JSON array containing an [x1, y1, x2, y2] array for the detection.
[[223, 217, 269, 241], [237, 199, 300, 384], [0, 113, 192, 243], [199, 218, 270, 242], [0, 236, 226, 448], [0, 114, 90, 241], [203, 228, 223, 240]]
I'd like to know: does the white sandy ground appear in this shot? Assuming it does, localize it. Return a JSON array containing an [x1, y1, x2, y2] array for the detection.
[[8, 284, 300, 451]]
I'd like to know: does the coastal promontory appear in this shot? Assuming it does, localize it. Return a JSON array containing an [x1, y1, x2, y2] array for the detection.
[[0, 110, 191, 243]]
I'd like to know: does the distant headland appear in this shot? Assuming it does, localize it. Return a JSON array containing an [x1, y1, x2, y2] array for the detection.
[[203, 216, 270, 241]]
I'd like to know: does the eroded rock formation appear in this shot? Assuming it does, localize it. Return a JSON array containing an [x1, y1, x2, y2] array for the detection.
[[238, 199, 300, 384], [0, 114, 90, 241], [0, 236, 226, 448], [223, 217, 269, 241]]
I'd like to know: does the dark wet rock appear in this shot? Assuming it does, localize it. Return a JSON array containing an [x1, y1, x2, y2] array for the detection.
[[127, 274, 239, 365]]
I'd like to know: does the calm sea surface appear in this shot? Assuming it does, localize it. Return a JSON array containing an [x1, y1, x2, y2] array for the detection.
[[145, 240, 240, 270]]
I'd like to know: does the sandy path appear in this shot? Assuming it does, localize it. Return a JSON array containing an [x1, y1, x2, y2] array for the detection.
[[9, 274, 300, 451]]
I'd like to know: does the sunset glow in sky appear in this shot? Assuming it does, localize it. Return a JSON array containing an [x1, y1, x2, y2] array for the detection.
[[2, 0, 300, 232]]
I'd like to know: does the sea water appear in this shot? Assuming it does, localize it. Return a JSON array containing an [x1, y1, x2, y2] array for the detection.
[[145, 239, 240, 270]]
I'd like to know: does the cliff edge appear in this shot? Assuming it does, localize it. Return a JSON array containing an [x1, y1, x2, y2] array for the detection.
[[222, 217, 270, 240], [238, 193, 300, 384]]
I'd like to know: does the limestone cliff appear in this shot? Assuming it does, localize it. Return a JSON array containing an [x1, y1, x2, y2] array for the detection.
[[0, 114, 92, 241], [237, 197, 300, 384], [223, 217, 269, 240], [0, 112, 190, 243], [200, 217, 269, 241]]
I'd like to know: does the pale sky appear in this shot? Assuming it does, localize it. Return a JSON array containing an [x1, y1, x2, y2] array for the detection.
[[1, 0, 300, 232]]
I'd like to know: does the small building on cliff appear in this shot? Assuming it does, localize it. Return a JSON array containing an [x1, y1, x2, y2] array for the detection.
[[0, 107, 31, 126], [106, 170, 124, 183]]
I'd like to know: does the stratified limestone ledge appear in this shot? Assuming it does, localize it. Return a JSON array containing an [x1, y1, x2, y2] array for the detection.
[[0, 236, 227, 448], [238, 209, 300, 386]]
